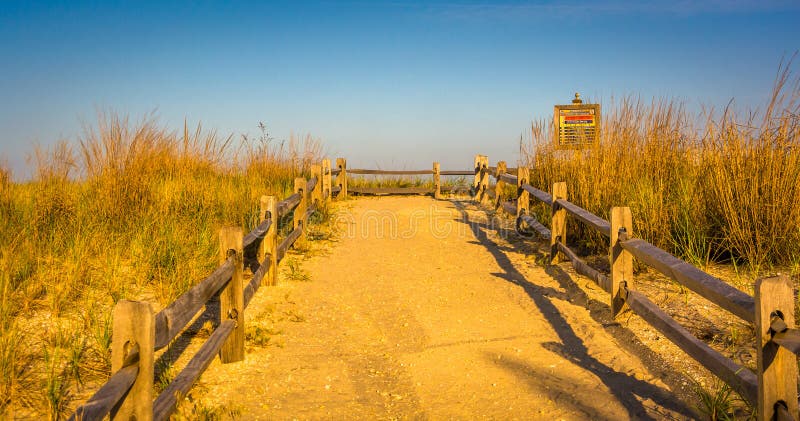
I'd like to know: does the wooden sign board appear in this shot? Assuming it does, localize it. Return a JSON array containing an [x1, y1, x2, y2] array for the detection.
[[554, 103, 600, 149]]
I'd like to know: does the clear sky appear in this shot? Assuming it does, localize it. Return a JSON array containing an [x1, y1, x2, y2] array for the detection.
[[1, 1, 799, 178]]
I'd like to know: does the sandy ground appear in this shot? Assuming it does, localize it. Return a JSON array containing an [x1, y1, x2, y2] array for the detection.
[[191, 196, 699, 420]]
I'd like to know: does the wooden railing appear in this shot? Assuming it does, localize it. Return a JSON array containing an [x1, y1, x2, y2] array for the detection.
[[475, 154, 799, 421], [336, 160, 473, 198], [69, 159, 342, 421], [69, 154, 798, 421]]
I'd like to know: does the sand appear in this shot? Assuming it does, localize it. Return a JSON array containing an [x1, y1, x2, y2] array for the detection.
[[193, 196, 697, 420]]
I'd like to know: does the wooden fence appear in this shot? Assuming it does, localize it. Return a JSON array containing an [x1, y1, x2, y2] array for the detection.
[[69, 159, 345, 421], [339, 160, 474, 198], [69, 155, 799, 421], [475, 154, 800, 421]]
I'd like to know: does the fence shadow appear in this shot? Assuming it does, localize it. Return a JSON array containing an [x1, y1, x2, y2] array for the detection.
[[451, 200, 697, 420], [153, 299, 221, 382]]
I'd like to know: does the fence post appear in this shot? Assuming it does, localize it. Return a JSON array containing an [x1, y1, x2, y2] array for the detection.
[[258, 196, 269, 264], [610, 207, 633, 318], [322, 158, 332, 204], [311, 163, 322, 207], [336, 157, 347, 198], [755, 274, 798, 420], [219, 226, 244, 363], [433, 162, 441, 199], [472, 154, 489, 202], [110, 300, 154, 421], [263, 195, 278, 286], [495, 161, 506, 209], [294, 178, 308, 243], [479, 156, 489, 205], [473, 155, 481, 199], [516, 166, 529, 221], [550, 182, 567, 264]]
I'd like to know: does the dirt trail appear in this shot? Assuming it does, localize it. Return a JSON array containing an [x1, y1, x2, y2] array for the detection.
[[196, 196, 698, 420]]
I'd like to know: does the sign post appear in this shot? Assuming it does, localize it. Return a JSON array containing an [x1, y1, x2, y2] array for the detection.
[[554, 93, 600, 150]]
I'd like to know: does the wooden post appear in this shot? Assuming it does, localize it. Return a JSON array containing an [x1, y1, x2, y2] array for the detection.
[[263, 195, 278, 286], [311, 164, 322, 207], [610, 207, 633, 318], [516, 166, 529, 220], [294, 178, 308, 243], [473, 154, 482, 199], [433, 162, 441, 199], [257, 195, 269, 263], [479, 156, 489, 205], [495, 161, 506, 209], [111, 300, 154, 421], [336, 157, 347, 198], [755, 274, 798, 420], [219, 227, 244, 363], [550, 182, 567, 264], [322, 158, 332, 204], [304, 175, 313, 214]]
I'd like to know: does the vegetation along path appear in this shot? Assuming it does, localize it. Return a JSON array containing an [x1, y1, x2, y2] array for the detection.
[[192, 196, 698, 420]]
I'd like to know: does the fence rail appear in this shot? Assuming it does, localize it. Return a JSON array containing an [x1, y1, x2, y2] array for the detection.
[[330, 160, 475, 200], [348, 186, 432, 195], [69, 154, 798, 421], [348, 168, 433, 175], [619, 236, 755, 322]]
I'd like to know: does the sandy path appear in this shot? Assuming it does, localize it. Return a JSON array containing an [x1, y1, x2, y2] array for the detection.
[[196, 196, 697, 420]]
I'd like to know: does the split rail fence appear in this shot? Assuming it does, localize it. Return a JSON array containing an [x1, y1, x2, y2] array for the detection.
[[474, 154, 799, 421], [69, 155, 799, 421], [70, 160, 342, 420]]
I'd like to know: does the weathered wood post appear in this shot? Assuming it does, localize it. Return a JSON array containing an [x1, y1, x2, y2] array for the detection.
[[336, 157, 347, 198], [294, 178, 308, 243], [494, 161, 506, 210], [472, 154, 488, 202], [550, 182, 567, 264], [257, 195, 269, 263], [478, 156, 489, 205], [304, 175, 313, 214], [609, 207, 633, 318], [322, 158, 332, 204], [472, 155, 481, 200], [111, 300, 155, 420], [432, 162, 441, 199], [755, 274, 798, 420], [473, 154, 482, 199], [260, 195, 278, 286], [311, 164, 322, 207], [219, 227, 244, 363], [516, 166, 529, 221]]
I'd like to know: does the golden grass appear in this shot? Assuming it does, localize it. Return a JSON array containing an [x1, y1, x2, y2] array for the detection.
[[522, 64, 800, 273], [0, 112, 321, 418]]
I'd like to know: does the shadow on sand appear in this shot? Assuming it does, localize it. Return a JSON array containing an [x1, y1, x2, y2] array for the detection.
[[452, 200, 697, 420], [152, 240, 267, 383]]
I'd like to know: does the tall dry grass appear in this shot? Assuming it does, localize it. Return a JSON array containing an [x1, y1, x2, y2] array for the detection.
[[0, 113, 322, 418], [522, 64, 800, 272]]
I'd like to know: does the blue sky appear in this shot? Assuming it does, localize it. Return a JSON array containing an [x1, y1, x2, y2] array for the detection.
[[1, 1, 799, 178]]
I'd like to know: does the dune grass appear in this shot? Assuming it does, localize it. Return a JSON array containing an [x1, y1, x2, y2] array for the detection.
[[521, 63, 800, 274], [0, 113, 321, 418]]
